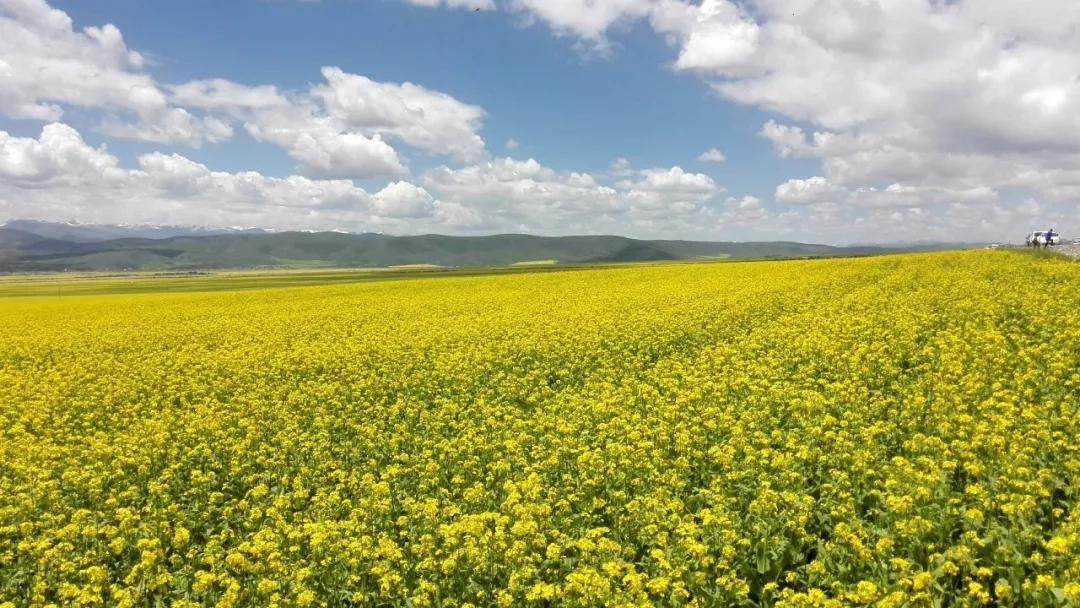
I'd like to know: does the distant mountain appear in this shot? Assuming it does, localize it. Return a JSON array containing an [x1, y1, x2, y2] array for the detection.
[[0, 227, 47, 249], [849, 239, 989, 250], [0, 220, 966, 272], [2, 219, 271, 242]]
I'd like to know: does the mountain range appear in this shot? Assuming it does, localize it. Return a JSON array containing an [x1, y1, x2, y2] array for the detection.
[[0, 220, 971, 272]]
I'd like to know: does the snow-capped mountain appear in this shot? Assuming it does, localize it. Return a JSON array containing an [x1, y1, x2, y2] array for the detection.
[[2, 220, 273, 242]]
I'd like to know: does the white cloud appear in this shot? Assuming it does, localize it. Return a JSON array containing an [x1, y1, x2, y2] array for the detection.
[[775, 176, 841, 205], [135, 152, 372, 212], [404, 0, 494, 9], [0, 122, 122, 184], [0, 1, 488, 177], [620, 166, 717, 195], [269, 129, 407, 181], [610, 157, 633, 176], [692, 0, 1080, 214], [431, 200, 484, 228], [505, 138, 520, 150], [668, 0, 760, 73], [616, 166, 719, 217], [135, 152, 212, 196], [420, 157, 725, 233], [723, 195, 768, 222], [199, 87, 410, 180], [758, 121, 815, 159], [169, 79, 290, 111], [847, 184, 921, 209], [1017, 198, 1043, 217], [6, 124, 1076, 243], [173, 67, 487, 179], [0, 0, 230, 146], [372, 181, 437, 218], [777, 176, 999, 219], [946, 186, 999, 207], [98, 110, 234, 147], [465, 0, 1080, 235], [697, 147, 725, 163], [509, 0, 655, 43], [315, 66, 486, 162], [5, 0, 1079, 243], [0, 123, 394, 229], [0, 124, 737, 237]]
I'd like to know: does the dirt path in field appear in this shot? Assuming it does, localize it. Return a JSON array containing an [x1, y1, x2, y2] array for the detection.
[[1052, 243, 1080, 259]]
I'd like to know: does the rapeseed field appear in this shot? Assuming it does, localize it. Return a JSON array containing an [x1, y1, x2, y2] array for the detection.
[[0, 251, 1078, 607]]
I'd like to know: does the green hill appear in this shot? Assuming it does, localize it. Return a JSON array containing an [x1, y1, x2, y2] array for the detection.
[[0, 223, 938, 272]]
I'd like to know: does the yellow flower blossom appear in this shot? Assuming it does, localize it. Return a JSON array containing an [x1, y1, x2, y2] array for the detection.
[[0, 251, 1077, 607]]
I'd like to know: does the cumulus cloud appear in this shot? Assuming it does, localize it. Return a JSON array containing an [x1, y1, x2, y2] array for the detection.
[[698, 147, 726, 163], [419, 158, 725, 233], [616, 166, 720, 217], [723, 195, 767, 222], [5, 0, 1079, 242], [1017, 198, 1043, 217], [172, 68, 487, 179], [847, 184, 922, 209], [404, 0, 494, 9], [624, 166, 715, 192], [666, 0, 760, 74], [0, 124, 742, 238], [0, 1, 488, 178], [508, 0, 655, 44], [777, 175, 1002, 233], [688, 1, 1080, 213], [775, 176, 842, 205], [759, 121, 815, 159], [98, 110, 234, 148], [0, 0, 231, 146], [372, 181, 437, 218], [200, 88, 410, 180], [0, 123, 415, 229], [6, 123, 1076, 243], [0, 123, 122, 184], [169, 79, 290, 112], [450, 0, 1080, 237], [135, 153, 374, 212], [314, 67, 486, 163], [610, 157, 633, 176]]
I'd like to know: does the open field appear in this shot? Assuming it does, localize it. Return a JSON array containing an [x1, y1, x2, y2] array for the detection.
[[0, 256, 817, 299], [0, 250, 1078, 606], [0, 261, 688, 298], [511, 260, 559, 267]]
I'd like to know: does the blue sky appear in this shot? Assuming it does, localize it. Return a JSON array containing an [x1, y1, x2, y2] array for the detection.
[[39, 0, 813, 188], [0, 0, 1078, 243]]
